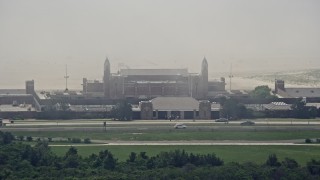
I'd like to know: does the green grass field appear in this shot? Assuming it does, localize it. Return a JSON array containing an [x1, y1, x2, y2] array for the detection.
[[11, 130, 320, 141], [9, 121, 320, 165], [51, 145, 320, 164]]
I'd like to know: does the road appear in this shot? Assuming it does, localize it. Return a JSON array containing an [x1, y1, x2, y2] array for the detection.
[[2, 119, 319, 148], [2, 119, 320, 132], [49, 141, 320, 147], [4, 119, 320, 126]]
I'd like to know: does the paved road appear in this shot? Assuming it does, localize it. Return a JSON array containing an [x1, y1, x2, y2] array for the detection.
[[3, 125, 320, 132], [2, 119, 319, 133], [5, 119, 320, 127], [49, 141, 320, 147]]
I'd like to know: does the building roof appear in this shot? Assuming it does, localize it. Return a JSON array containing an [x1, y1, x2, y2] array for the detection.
[[0, 104, 35, 112], [263, 102, 291, 111], [0, 89, 26, 95], [120, 69, 189, 76], [306, 103, 320, 108], [284, 88, 320, 98], [246, 102, 291, 111], [207, 91, 229, 98], [69, 105, 113, 112], [151, 97, 199, 111], [35, 90, 84, 100]]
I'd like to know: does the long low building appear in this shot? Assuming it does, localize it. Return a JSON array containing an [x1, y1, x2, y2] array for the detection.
[[275, 79, 320, 99]]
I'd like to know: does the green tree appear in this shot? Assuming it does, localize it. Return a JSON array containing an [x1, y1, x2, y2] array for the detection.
[[139, 152, 148, 160], [84, 138, 91, 144], [18, 135, 24, 141], [91, 150, 117, 170], [26, 136, 33, 142], [127, 152, 137, 162], [30, 141, 56, 166], [250, 85, 276, 99], [266, 154, 281, 167], [65, 146, 78, 157], [110, 100, 132, 120], [64, 146, 80, 168], [103, 153, 116, 170], [291, 98, 317, 119], [307, 159, 320, 175], [281, 157, 299, 169], [0, 131, 15, 144], [220, 99, 251, 119]]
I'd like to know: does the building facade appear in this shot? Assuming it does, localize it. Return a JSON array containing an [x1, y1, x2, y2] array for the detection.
[[275, 79, 320, 98], [139, 97, 220, 120], [83, 57, 225, 100]]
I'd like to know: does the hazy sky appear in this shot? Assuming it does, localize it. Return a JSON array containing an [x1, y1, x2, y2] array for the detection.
[[1, 0, 320, 89]]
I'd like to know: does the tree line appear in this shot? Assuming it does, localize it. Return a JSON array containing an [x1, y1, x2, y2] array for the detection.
[[1, 131, 320, 179]]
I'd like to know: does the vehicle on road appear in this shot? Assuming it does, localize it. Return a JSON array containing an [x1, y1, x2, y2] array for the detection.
[[215, 118, 228, 122], [240, 121, 255, 126], [174, 123, 187, 129]]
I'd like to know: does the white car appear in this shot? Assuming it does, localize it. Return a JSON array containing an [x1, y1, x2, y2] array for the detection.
[[174, 123, 187, 129]]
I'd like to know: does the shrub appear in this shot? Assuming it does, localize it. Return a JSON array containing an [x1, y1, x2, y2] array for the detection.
[[26, 136, 33, 142], [71, 138, 81, 143], [18, 135, 24, 141], [13, 116, 24, 120], [305, 138, 312, 143], [266, 154, 280, 167], [281, 157, 299, 169], [307, 159, 320, 175], [84, 138, 91, 144], [0, 132, 15, 144]]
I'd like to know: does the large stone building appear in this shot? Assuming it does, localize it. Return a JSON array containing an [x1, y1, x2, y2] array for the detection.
[[83, 57, 225, 100]]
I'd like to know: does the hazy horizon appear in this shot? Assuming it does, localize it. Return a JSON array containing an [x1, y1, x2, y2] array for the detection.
[[1, 0, 320, 89]]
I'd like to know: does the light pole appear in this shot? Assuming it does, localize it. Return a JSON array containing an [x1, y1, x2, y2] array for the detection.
[[229, 63, 233, 91], [64, 65, 69, 92]]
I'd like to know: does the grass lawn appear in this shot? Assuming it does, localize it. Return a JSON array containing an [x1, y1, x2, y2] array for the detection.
[[11, 130, 320, 141], [51, 145, 320, 165]]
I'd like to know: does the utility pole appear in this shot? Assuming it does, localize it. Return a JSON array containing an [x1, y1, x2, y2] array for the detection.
[[190, 77, 193, 98], [64, 65, 69, 92], [103, 121, 107, 132], [229, 63, 233, 91]]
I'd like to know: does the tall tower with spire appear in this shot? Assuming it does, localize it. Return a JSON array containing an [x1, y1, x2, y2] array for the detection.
[[103, 57, 111, 98], [201, 57, 208, 98]]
